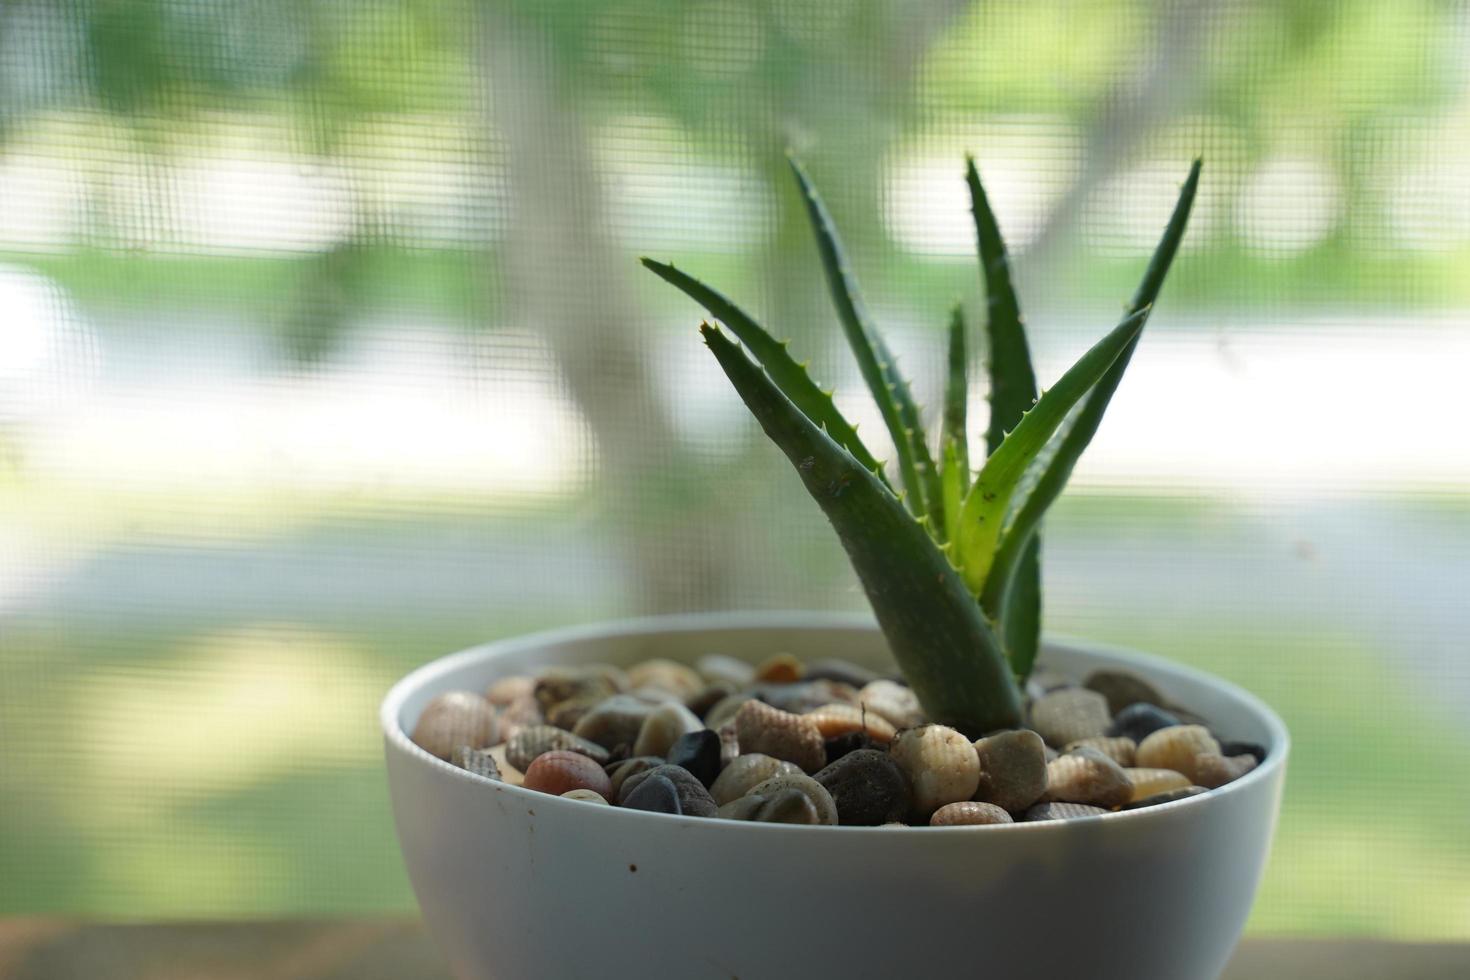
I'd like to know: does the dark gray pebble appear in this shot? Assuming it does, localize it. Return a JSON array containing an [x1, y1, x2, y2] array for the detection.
[[824, 731, 874, 766], [622, 773, 682, 814], [619, 764, 718, 817], [1022, 802, 1108, 822], [802, 658, 882, 687], [1107, 703, 1181, 743], [1217, 739, 1267, 764], [666, 730, 722, 787], [605, 756, 664, 797], [1124, 785, 1208, 809], [814, 749, 911, 826]]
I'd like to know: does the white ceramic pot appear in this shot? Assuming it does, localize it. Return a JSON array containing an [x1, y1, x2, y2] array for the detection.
[[382, 612, 1287, 980]]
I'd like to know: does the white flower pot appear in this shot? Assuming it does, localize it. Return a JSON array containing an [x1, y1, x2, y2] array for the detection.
[[382, 612, 1287, 980]]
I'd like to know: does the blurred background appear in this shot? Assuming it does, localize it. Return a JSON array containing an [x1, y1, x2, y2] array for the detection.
[[1, 0, 1468, 939]]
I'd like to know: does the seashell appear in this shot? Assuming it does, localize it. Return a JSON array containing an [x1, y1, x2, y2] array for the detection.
[[1124, 785, 1207, 809], [857, 679, 926, 729], [488, 744, 523, 786], [506, 724, 610, 772], [485, 675, 535, 707], [606, 756, 665, 798], [1042, 746, 1132, 809], [626, 659, 705, 700], [745, 773, 838, 826], [1063, 736, 1137, 767], [1107, 703, 1181, 743], [1084, 669, 1165, 716], [813, 749, 910, 826], [1192, 752, 1258, 789], [710, 753, 802, 806], [889, 725, 981, 818], [972, 729, 1048, 813], [704, 694, 755, 731], [560, 788, 611, 805], [619, 764, 717, 817], [411, 691, 500, 761], [734, 699, 826, 773], [632, 702, 705, 758], [1022, 801, 1108, 822], [802, 658, 881, 688], [1029, 688, 1111, 748], [498, 693, 545, 742], [753, 653, 803, 684], [572, 694, 659, 752], [717, 787, 821, 825], [523, 750, 614, 800], [1124, 767, 1193, 801], [696, 653, 755, 688], [533, 666, 621, 713], [452, 745, 502, 782], [1136, 725, 1221, 783], [930, 801, 1013, 826], [804, 702, 897, 744]]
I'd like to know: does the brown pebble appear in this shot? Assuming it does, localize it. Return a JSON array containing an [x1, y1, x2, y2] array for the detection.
[[546, 696, 603, 732], [631, 702, 704, 758], [1124, 767, 1192, 801], [734, 699, 826, 773], [1029, 688, 1112, 748], [685, 682, 737, 719], [1042, 746, 1133, 809], [704, 694, 755, 731], [1084, 669, 1165, 715], [1023, 801, 1108, 822], [930, 801, 1013, 826], [506, 724, 610, 772], [717, 787, 821, 825], [1193, 752, 1258, 789], [1063, 736, 1138, 767], [1136, 725, 1221, 783], [497, 693, 544, 742], [523, 750, 613, 800], [745, 773, 839, 825], [626, 659, 705, 700], [572, 695, 659, 752], [753, 653, 804, 684], [857, 680, 925, 729], [972, 729, 1049, 813], [1125, 785, 1208, 809], [710, 754, 802, 806], [560, 788, 611, 805], [411, 691, 500, 761], [696, 653, 755, 688], [485, 675, 534, 707], [533, 666, 621, 713]]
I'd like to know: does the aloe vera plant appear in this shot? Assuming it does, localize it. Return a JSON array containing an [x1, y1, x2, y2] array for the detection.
[[643, 156, 1200, 736]]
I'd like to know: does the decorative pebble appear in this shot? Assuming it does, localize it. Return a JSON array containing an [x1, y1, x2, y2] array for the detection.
[[1124, 767, 1192, 801], [533, 666, 621, 713], [546, 697, 602, 732], [857, 679, 925, 729], [813, 749, 910, 826], [685, 682, 737, 719], [485, 675, 534, 707], [506, 724, 610, 772], [1136, 725, 1221, 783], [561, 788, 611, 805], [452, 745, 502, 782], [1029, 688, 1112, 748], [1063, 736, 1138, 767], [734, 699, 826, 773], [410, 691, 500, 761], [717, 787, 822, 825], [710, 754, 802, 806], [971, 730, 1049, 813], [626, 659, 705, 700], [497, 693, 544, 742], [622, 773, 682, 815], [1084, 669, 1165, 715], [1193, 752, 1259, 788], [889, 725, 981, 818], [1107, 703, 1182, 743], [1218, 739, 1268, 764], [523, 750, 614, 801], [753, 653, 804, 683], [632, 702, 705, 758], [665, 730, 722, 787], [572, 695, 658, 752], [717, 722, 741, 768], [1042, 746, 1133, 809], [1125, 785, 1207, 809], [930, 801, 1013, 826], [696, 653, 755, 688], [802, 658, 881, 687], [619, 765, 718, 817], [803, 702, 897, 744], [606, 756, 665, 797], [823, 731, 873, 766], [745, 773, 839, 826], [703, 694, 755, 731], [751, 680, 859, 714], [488, 744, 523, 786], [1023, 801, 1108, 822]]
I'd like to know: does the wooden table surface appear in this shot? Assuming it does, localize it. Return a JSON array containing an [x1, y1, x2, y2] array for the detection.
[[2, 921, 1467, 979]]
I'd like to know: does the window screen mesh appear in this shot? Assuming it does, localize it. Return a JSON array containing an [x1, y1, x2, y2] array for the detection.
[[1, 0, 1467, 936]]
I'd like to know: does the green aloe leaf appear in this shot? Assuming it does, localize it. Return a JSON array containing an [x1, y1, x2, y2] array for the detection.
[[968, 156, 1043, 677], [941, 437, 965, 546], [980, 160, 1201, 631], [640, 257, 887, 482], [942, 303, 970, 496], [700, 321, 1023, 735], [788, 156, 943, 525], [953, 307, 1151, 596]]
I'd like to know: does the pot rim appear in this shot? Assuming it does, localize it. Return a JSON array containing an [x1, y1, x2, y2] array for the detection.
[[381, 610, 1289, 834]]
